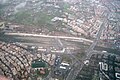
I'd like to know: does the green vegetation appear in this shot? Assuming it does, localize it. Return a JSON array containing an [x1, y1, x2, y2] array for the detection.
[[31, 59, 50, 78], [33, 12, 53, 26], [61, 55, 72, 63], [31, 59, 49, 68], [11, 10, 54, 29], [0, 9, 4, 16], [63, 3, 70, 12], [75, 52, 85, 59], [0, 4, 5, 16], [0, 1, 72, 32], [92, 73, 99, 80], [74, 48, 86, 59], [13, 11, 33, 25]]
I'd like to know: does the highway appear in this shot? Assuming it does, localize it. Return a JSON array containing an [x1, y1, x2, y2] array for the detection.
[[66, 19, 107, 80], [4, 19, 107, 80]]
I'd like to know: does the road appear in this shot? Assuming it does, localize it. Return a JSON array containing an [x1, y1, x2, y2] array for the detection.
[[4, 22, 106, 80], [4, 20, 107, 80], [66, 19, 107, 80]]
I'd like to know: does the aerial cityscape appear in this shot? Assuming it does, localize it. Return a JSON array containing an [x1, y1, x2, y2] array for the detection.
[[0, 0, 120, 80]]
